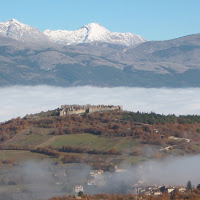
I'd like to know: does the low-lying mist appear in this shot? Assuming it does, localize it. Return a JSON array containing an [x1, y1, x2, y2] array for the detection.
[[2, 155, 200, 199], [0, 161, 90, 200], [1, 85, 200, 122]]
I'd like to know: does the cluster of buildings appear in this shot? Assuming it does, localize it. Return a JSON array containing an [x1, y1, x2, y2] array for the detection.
[[73, 169, 104, 196], [59, 104, 123, 116], [131, 183, 186, 196], [73, 168, 187, 197]]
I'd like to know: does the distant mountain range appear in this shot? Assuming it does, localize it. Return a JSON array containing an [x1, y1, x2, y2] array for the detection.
[[0, 19, 145, 46], [0, 19, 200, 87]]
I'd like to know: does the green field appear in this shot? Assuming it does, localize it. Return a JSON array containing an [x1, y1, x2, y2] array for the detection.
[[0, 150, 49, 162], [4, 127, 54, 147], [50, 133, 140, 152]]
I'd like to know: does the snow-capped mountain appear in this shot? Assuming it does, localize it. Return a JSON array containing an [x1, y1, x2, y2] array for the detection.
[[1, 19, 200, 87], [0, 19, 49, 43], [44, 23, 146, 46], [0, 19, 145, 46]]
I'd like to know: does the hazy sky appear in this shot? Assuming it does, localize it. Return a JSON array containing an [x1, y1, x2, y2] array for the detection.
[[0, 0, 200, 40], [1, 86, 200, 122]]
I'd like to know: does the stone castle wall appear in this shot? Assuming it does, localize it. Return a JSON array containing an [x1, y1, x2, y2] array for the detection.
[[59, 105, 123, 116], [67, 108, 86, 115]]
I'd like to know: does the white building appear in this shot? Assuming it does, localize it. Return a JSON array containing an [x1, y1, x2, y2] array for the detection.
[[74, 185, 84, 196]]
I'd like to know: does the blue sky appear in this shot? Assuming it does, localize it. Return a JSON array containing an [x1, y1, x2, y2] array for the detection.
[[0, 0, 200, 41]]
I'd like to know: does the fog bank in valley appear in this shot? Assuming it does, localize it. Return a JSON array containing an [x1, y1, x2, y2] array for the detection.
[[1, 85, 200, 122], [2, 155, 200, 200]]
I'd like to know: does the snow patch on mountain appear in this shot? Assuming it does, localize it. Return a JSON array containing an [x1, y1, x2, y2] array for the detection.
[[44, 23, 146, 46], [0, 19, 49, 43], [0, 19, 145, 46]]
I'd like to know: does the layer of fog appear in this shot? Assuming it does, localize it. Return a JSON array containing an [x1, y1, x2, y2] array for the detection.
[[137, 155, 200, 186], [100, 155, 200, 192], [0, 161, 90, 200], [1, 85, 200, 122], [2, 155, 200, 199]]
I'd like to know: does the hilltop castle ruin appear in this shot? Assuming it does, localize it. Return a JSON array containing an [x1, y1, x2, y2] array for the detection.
[[59, 104, 123, 116]]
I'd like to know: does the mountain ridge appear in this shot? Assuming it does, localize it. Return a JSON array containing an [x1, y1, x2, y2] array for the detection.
[[43, 22, 146, 46], [0, 19, 49, 44], [0, 19, 200, 87], [0, 19, 146, 47]]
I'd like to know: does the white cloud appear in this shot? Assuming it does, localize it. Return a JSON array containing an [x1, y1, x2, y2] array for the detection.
[[1, 86, 200, 122]]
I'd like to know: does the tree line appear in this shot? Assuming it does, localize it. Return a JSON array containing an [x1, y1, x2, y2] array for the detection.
[[2, 110, 200, 147], [60, 146, 121, 155]]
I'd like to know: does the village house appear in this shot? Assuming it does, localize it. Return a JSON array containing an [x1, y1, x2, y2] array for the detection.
[[74, 185, 84, 196]]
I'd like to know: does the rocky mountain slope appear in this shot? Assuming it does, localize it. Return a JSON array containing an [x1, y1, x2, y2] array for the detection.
[[0, 19, 200, 87]]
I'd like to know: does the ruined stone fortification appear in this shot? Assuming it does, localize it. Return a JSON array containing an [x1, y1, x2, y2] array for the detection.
[[59, 104, 123, 116]]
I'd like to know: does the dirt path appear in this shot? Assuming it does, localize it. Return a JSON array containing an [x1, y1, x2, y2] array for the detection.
[[160, 136, 190, 151], [36, 136, 58, 148]]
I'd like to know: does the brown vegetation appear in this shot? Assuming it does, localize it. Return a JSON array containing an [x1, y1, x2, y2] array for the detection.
[[32, 147, 60, 157], [0, 159, 16, 166], [62, 154, 83, 163], [1, 110, 200, 156], [48, 189, 200, 200], [60, 146, 121, 155]]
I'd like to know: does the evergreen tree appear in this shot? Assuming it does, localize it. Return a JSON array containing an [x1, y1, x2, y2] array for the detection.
[[78, 191, 83, 197], [186, 180, 192, 190]]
